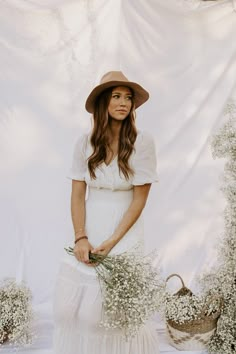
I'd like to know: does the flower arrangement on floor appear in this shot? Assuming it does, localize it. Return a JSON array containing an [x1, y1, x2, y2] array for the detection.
[[200, 99, 236, 353], [165, 292, 221, 324], [165, 274, 222, 351], [65, 246, 165, 339], [0, 278, 34, 346]]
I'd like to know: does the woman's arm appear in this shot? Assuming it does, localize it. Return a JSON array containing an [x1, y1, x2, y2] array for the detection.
[[71, 180, 86, 235], [92, 184, 151, 255], [71, 180, 93, 264]]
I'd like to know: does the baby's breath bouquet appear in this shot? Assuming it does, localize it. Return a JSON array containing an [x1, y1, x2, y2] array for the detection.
[[0, 278, 34, 346], [165, 274, 222, 325], [165, 293, 222, 324], [65, 246, 165, 338]]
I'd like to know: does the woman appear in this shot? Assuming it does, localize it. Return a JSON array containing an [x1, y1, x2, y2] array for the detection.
[[53, 71, 159, 354]]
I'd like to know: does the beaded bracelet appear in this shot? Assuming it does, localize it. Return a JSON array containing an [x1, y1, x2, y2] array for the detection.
[[74, 236, 88, 244]]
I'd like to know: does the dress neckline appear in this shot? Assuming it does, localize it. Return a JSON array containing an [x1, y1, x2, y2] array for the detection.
[[103, 155, 118, 167]]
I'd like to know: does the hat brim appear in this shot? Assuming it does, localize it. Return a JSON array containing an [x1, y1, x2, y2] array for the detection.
[[85, 80, 149, 113]]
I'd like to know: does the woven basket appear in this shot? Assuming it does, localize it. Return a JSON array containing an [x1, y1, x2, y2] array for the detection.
[[165, 274, 222, 351]]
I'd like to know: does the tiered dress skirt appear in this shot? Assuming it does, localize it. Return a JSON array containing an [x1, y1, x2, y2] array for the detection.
[[53, 187, 160, 354]]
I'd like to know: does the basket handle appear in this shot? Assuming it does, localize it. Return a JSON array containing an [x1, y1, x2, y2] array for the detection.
[[166, 273, 186, 288]]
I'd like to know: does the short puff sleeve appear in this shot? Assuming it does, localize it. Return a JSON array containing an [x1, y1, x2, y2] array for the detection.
[[131, 131, 158, 185], [67, 134, 88, 181]]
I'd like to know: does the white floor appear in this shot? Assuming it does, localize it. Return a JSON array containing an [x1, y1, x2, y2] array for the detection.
[[0, 304, 207, 354]]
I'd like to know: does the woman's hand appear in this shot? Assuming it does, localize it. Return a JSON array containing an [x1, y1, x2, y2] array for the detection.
[[91, 238, 116, 257], [73, 239, 93, 265]]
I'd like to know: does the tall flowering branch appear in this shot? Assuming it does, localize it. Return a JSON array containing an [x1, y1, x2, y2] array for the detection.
[[200, 100, 236, 354]]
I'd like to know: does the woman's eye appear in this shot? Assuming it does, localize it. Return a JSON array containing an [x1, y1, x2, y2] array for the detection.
[[112, 94, 132, 100]]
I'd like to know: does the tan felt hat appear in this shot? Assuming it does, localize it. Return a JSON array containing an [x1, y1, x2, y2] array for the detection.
[[85, 71, 149, 113]]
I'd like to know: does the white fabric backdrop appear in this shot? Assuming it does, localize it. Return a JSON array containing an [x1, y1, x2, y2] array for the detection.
[[1, 0, 236, 353]]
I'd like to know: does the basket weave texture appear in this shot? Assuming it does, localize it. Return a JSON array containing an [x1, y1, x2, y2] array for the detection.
[[165, 273, 222, 351]]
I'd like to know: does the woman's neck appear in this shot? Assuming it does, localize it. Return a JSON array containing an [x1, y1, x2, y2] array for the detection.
[[108, 119, 122, 140]]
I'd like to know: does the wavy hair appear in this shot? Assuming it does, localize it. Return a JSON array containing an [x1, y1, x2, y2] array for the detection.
[[88, 87, 137, 180]]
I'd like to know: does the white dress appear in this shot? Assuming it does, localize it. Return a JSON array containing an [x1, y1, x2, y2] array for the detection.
[[53, 131, 159, 354]]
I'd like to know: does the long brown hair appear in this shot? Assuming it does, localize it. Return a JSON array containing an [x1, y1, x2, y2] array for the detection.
[[88, 87, 137, 180]]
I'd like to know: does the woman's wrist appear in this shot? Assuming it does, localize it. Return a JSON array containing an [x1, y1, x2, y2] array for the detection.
[[75, 228, 86, 236], [74, 236, 88, 244], [109, 235, 119, 247]]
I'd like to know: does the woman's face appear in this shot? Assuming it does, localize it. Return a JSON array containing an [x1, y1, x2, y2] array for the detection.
[[108, 86, 132, 121]]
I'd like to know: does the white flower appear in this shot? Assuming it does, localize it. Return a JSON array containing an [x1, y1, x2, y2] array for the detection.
[[65, 246, 165, 339], [0, 278, 34, 346]]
